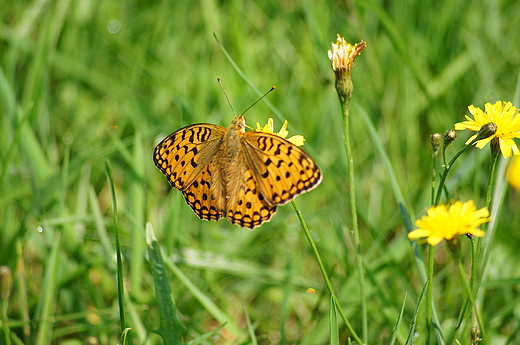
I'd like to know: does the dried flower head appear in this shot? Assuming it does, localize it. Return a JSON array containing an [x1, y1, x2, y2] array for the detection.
[[328, 35, 366, 104]]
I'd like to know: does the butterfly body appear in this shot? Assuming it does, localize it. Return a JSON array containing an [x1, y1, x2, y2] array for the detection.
[[154, 115, 322, 229]]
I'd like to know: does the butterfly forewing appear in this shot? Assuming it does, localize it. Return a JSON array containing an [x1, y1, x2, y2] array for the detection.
[[241, 131, 322, 206], [153, 123, 226, 190]]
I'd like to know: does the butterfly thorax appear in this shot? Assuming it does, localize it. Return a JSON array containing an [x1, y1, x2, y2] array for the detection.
[[222, 115, 246, 156], [210, 115, 249, 211]]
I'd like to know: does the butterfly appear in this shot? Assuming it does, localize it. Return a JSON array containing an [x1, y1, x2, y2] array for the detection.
[[153, 115, 322, 229]]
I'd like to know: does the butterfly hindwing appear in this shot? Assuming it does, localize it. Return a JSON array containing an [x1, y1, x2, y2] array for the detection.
[[226, 167, 277, 229], [181, 162, 226, 221]]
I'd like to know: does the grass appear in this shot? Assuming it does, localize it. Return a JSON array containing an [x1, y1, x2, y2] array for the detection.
[[1, 0, 520, 344]]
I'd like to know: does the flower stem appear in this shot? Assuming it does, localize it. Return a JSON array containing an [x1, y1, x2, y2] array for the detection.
[[471, 146, 500, 292], [485, 146, 500, 210], [426, 245, 435, 345], [434, 137, 478, 205], [449, 143, 500, 343], [328, 36, 366, 343], [341, 100, 367, 344], [291, 201, 362, 344], [431, 153, 437, 205], [467, 145, 501, 339]]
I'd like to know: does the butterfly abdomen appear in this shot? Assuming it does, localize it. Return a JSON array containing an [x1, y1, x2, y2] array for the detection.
[[213, 127, 249, 210]]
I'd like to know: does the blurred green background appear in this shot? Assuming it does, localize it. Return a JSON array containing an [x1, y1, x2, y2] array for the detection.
[[1, 0, 520, 344]]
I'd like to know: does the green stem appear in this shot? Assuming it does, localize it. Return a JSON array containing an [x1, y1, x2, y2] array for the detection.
[[435, 137, 478, 205], [431, 153, 437, 205], [291, 201, 362, 344], [426, 245, 435, 345], [484, 147, 500, 210], [445, 238, 466, 345], [473, 148, 499, 296], [469, 146, 500, 340], [453, 250, 486, 345], [341, 99, 367, 344], [442, 144, 448, 168]]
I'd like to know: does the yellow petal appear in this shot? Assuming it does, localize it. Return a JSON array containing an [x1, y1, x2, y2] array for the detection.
[[427, 236, 444, 246], [407, 229, 432, 240], [507, 156, 520, 191], [277, 120, 289, 138], [287, 135, 305, 146]]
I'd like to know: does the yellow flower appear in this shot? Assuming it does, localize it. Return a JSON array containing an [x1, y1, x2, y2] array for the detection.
[[454, 101, 520, 158], [507, 155, 520, 191], [328, 35, 366, 103], [408, 201, 490, 246], [255, 118, 305, 146]]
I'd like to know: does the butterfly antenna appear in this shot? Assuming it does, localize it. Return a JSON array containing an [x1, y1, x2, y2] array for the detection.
[[241, 86, 276, 116], [217, 77, 236, 117]]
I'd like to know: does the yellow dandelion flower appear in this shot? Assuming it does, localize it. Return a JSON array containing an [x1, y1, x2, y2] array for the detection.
[[454, 101, 520, 158], [507, 155, 520, 192], [255, 118, 305, 146], [408, 201, 490, 246]]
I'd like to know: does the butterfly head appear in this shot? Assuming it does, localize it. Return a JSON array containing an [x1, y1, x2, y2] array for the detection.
[[230, 115, 247, 133], [229, 86, 276, 134]]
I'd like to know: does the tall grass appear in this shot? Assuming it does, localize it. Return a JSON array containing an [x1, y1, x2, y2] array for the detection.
[[1, 0, 520, 344]]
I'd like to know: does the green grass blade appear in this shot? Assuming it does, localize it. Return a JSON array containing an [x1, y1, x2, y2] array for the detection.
[[34, 230, 61, 345], [123, 297, 148, 344], [161, 243, 242, 337], [329, 295, 339, 345], [406, 280, 429, 345], [130, 132, 146, 299], [165, 263, 241, 338], [389, 292, 407, 345], [213, 32, 285, 123], [186, 324, 226, 345], [243, 305, 258, 345], [105, 161, 127, 333], [291, 201, 361, 344], [88, 186, 115, 271], [146, 222, 185, 345], [357, 104, 445, 344]]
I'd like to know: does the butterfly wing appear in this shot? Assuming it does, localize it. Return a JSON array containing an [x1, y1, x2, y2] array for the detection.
[[153, 123, 226, 191], [154, 121, 321, 228], [225, 167, 278, 229], [181, 162, 226, 221], [241, 131, 322, 206]]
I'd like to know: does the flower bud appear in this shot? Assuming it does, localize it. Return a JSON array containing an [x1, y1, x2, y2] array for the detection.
[[471, 325, 482, 342], [443, 129, 457, 147], [430, 133, 442, 154], [475, 122, 497, 142], [0, 266, 13, 303]]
